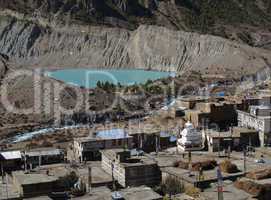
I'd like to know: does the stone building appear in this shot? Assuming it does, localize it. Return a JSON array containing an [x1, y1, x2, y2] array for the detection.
[[234, 96, 261, 111], [185, 101, 237, 129], [176, 96, 211, 109], [101, 149, 161, 187], [204, 127, 259, 152], [0, 151, 22, 172], [12, 171, 58, 198], [233, 96, 271, 112], [129, 127, 176, 153], [24, 148, 65, 168], [237, 105, 271, 146], [72, 129, 133, 162]]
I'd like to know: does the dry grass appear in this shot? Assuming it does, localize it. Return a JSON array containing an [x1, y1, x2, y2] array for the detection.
[[177, 159, 217, 171], [246, 168, 271, 180], [234, 179, 271, 198], [220, 160, 239, 173], [185, 185, 201, 198]]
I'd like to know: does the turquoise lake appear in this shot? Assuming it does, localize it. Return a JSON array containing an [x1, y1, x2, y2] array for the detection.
[[46, 69, 172, 88]]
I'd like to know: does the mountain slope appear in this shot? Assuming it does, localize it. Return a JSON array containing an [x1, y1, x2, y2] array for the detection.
[[0, 53, 9, 79], [1, 0, 271, 47], [0, 15, 270, 79]]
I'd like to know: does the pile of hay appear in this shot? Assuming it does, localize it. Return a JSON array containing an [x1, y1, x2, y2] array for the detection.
[[246, 168, 271, 180], [177, 160, 217, 171], [220, 160, 239, 173], [192, 160, 217, 171], [184, 185, 201, 198], [234, 179, 271, 198]]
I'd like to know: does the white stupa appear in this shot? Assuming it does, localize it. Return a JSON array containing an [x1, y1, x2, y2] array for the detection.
[[177, 121, 203, 151]]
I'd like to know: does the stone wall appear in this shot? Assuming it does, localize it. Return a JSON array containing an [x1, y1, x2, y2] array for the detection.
[[101, 150, 161, 187]]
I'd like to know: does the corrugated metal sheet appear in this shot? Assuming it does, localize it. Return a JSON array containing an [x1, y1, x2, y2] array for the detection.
[[96, 129, 131, 139], [26, 149, 63, 157], [160, 131, 170, 138], [0, 151, 21, 160]]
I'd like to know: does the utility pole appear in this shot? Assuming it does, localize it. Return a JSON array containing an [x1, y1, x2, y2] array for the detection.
[[229, 125, 233, 158], [123, 131, 128, 150], [1, 161, 3, 197], [24, 150, 27, 171], [111, 161, 116, 191], [218, 131, 221, 157], [228, 145, 231, 159], [188, 151, 192, 176], [88, 167, 92, 193], [5, 173, 8, 199], [217, 166, 224, 200], [140, 134, 143, 150], [39, 154, 42, 168], [155, 134, 160, 155], [1, 161, 4, 182], [248, 135, 252, 157], [243, 149, 247, 174], [126, 131, 129, 150], [177, 126, 181, 154]]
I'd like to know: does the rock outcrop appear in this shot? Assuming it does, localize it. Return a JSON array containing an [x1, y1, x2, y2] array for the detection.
[[1, 0, 271, 44], [0, 53, 9, 79], [0, 16, 271, 78]]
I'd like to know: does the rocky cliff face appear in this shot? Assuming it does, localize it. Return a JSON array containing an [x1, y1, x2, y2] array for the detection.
[[0, 53, 9, 79], [1, 0, 271, 46], [0, 15, 271, 78], [0, 0, 155, 28]]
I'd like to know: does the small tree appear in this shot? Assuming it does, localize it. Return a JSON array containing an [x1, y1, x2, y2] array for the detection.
[[58, 171, 79, 190], [96, 81, 102, 88], [161, 176, 184, 198]]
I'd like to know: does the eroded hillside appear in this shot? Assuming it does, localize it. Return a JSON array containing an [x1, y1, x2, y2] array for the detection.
[[1, 0, 271, 47], [0, 14, 270, 79]]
